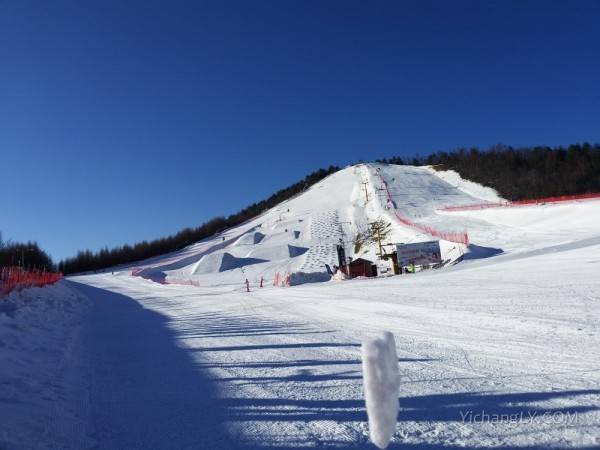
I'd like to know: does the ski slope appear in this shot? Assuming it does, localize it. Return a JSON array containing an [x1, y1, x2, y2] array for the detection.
[[122, 164, 498, 287], [119, 163, 600, 290], [3, 163, 600, 449], [65, 233, 600, 448]]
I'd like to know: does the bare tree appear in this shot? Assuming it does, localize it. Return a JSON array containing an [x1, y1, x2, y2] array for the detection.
[[352, 218, 392, 255]]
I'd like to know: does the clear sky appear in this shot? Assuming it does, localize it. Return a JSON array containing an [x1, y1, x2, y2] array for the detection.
[[1, 0, 600, 262]]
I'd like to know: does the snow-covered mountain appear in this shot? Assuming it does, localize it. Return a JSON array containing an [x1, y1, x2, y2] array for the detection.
[[123, 163, 494, 286], [122, 162, 600, 289]]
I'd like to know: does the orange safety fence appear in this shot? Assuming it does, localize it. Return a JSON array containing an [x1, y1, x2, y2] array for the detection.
[[273, 271, 290, 287], [372, 168, 470, 245], [438, 192, 600, 212], [1, 267, 63, 296]]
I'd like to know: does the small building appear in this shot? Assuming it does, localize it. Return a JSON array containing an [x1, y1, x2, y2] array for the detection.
[[344, 258, 377, 278]]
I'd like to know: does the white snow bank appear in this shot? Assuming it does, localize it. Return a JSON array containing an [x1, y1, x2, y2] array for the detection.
[[427, 167, 504, 203], [330, 270, 349, 281], [0, 282, 92, 450], [362, 331, 400, 449]]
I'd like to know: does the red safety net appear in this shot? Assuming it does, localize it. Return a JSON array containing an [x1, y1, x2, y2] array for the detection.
[[439, 192, 600, 212], [1, 267, 63, 296], [273, 271, 290, 287]]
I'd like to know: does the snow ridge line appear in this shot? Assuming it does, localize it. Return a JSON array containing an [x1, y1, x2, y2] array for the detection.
[[438, 192, 600, 212], [369, 166, 469, 245]]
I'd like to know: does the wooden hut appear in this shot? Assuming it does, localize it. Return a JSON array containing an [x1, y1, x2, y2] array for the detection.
[[344, 258, 377, 278]]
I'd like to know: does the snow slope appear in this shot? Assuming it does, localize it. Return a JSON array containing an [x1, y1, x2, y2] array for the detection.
[[65, 233, 600, 448], [4, 163, 600, 448], [426, 167, 504, 203], [120, 163, 600, 290], [117, 163, 523, 288], [0, 283, 92, 450]]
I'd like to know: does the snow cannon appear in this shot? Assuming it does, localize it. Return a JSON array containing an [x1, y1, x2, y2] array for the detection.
[[361, 331, 400, 449]]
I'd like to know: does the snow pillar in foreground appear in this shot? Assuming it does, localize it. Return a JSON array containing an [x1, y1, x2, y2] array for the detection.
[[362, 331, 400, 449]]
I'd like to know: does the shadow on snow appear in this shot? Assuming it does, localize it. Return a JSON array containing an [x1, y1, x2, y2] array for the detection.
[[69, 281, 600, 450]]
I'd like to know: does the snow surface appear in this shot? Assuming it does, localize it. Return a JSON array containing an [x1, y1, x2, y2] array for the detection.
[[3, 163, 600, 448], [362, 332, 400, 449], [0, 283, 92, 450], [62, 234, 600, 448], [426, 167, 505, 204]]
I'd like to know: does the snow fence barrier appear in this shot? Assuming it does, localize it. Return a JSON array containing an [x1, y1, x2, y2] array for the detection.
[[362, 331, 400, 449], [439, 192, 600, 212], [1, 267, 63, 296], [273, 271, 291, 287], [372, 168, 469, 245]]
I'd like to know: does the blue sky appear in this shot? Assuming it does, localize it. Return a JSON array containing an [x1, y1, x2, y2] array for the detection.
[[1, 0, 600, 261]]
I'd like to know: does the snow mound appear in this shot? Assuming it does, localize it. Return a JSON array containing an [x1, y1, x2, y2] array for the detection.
[[192, 251, 268, 274], [330, 270, 349, 281], [234, 231, 266, 246], [191, 252, 224, 275], [218, 252, 268, 272], [362, 331, 400, 449]]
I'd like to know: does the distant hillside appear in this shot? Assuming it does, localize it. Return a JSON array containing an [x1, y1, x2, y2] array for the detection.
[[379, 143, 600, 201], [59, 166, 340, 274]]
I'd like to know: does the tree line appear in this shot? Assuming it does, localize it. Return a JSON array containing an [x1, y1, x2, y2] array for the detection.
[[0, 233, 55, 271], [378, 142, 600, 201], [58, 166, 340, 274]]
